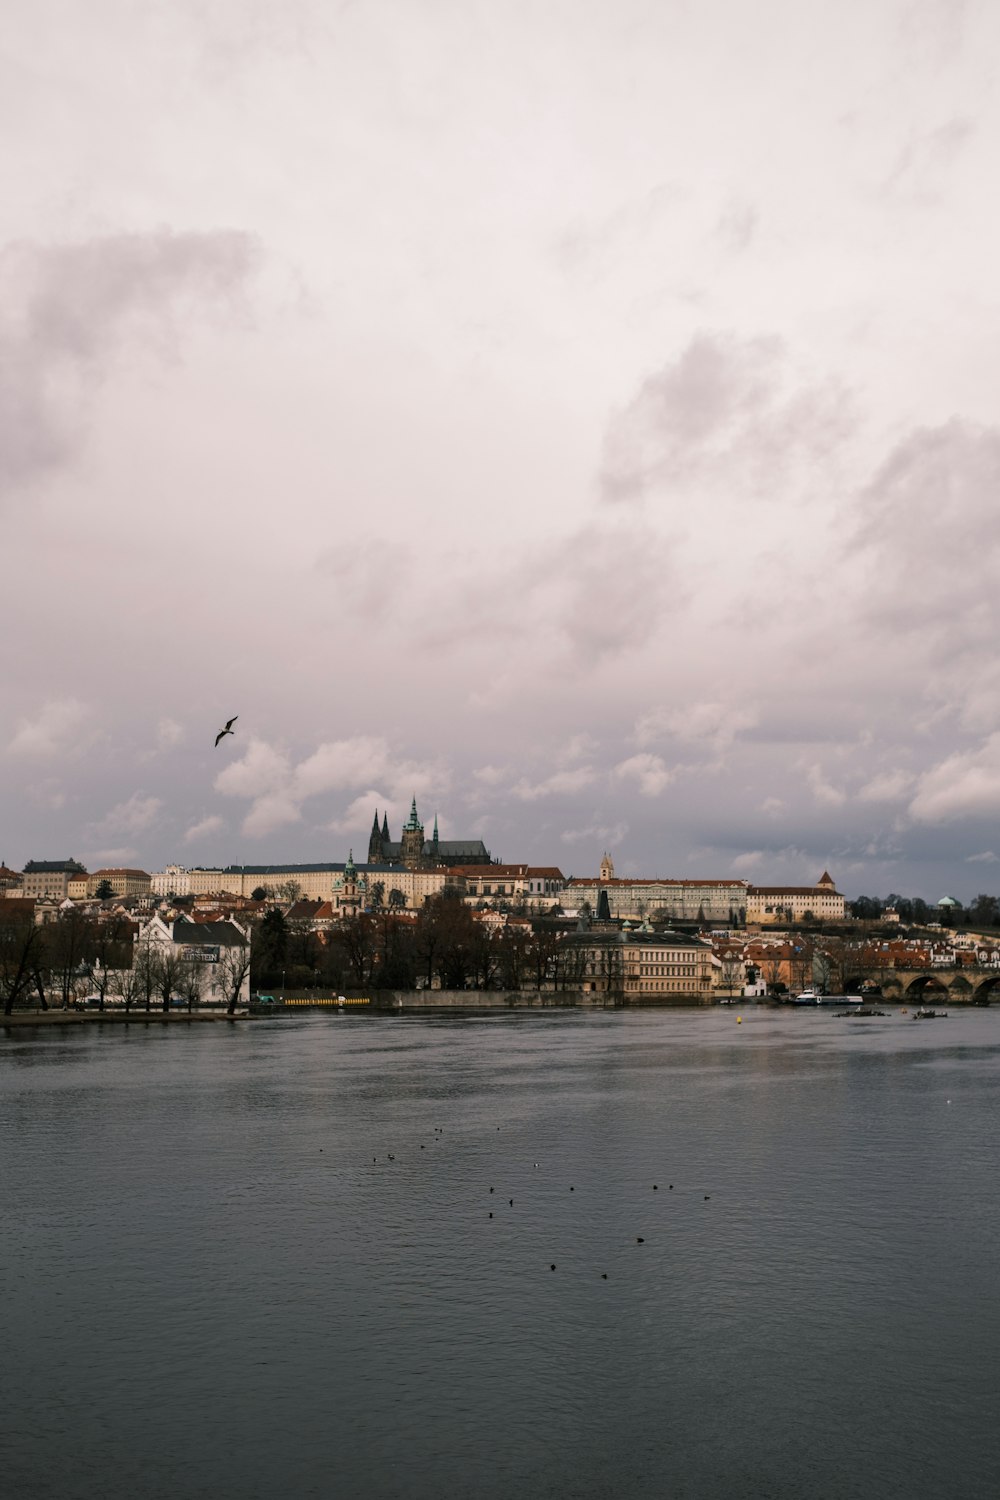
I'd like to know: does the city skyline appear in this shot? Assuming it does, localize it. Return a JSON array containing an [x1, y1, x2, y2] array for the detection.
[[5, 2, 1000, 901]]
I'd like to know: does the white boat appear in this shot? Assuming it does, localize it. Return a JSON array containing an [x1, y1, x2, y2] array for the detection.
[[793, 990, 863, 1007]]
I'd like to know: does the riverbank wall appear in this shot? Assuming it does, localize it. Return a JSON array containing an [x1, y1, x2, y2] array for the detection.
[[1, 1008, 248, 1027], [371, 989, 711, 1011]]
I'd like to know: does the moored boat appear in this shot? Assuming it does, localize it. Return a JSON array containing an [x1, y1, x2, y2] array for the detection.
[[793, 991, 863, 1007]]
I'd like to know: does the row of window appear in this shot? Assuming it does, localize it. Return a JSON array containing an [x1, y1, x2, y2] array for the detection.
[[630, 979, 708, 991], [636, 964, 696, 976]]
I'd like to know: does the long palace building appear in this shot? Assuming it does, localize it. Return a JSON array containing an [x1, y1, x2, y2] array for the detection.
[[567, 856, 748, 926]]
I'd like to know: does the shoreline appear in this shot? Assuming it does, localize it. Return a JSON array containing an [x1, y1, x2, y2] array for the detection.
[[1, 1009, 250, 1027]]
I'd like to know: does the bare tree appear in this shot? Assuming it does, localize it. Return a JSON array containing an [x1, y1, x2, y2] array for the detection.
[[761, 951, 786, 997], [88, 916, 134, 1011], [496, 924, 529, 989], [1, 908, 48, 1015], [217, 938, 253, 1014], [719, 954, 744, 999], [152, 947, 192, 1012], [177, 955, 209, 1012], [132, 939, 159, 1013], [108, 957, 142, 1014], [528, 926, 562, 990], [812, 949, 835, 995], [334, 913, 379, 986], [45, 908, 93, 1008]]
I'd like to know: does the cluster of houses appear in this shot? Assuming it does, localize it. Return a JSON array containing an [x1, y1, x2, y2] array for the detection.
[[2, 838, 996, 1006]]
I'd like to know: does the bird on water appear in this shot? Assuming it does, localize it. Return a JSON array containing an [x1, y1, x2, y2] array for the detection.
[[215, 716, 238, 747]]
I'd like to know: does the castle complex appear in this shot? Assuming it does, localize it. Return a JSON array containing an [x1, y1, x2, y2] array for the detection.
[[366, 799, 492, 869]]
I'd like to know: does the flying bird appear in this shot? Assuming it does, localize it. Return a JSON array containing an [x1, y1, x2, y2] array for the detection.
[[215, 716, 238, 747]]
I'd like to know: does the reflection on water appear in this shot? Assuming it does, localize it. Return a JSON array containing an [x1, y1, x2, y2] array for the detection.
[[3, 1009, 1000, 1499]]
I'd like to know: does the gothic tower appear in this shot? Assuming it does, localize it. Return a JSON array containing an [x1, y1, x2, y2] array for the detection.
[[600, 852, 615, 882], [368, 810, 384, 864], [400, 797, 425, 869]]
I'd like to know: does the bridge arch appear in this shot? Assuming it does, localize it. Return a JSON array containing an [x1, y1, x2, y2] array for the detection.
[[972, 973, 1000, 1004], [901, 974, 950, 1001]]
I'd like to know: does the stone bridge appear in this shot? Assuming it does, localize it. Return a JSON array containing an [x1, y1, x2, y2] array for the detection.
[[844, 967, 1000, 1004]]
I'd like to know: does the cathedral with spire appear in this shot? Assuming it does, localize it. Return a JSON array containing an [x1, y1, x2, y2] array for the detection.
[[366, 799, 492, 870]]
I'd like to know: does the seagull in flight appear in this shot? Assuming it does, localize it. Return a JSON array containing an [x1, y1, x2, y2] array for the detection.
[[215, 716, 238, 747]]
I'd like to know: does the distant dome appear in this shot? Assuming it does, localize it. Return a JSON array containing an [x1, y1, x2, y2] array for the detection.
[[937, 895, 961, 908]]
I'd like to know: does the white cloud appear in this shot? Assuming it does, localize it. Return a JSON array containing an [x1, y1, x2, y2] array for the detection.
[[215, 739, 293, 802], [89, 846, 137, 865], [294, 737, 391, 798], [184, 814, 224, 844], [157, 717, 185, 749], [858, 769, 916, 802], [513, 767, 597, 801], [909, 734, 1000, 823], [472, 764, 508, 786], [636, 700, 758, 758], [966, 851, 998, 864], [92, 793, 163, 838], [326, 790, 398, 838], [242, 792, 302, 839], [731, 851, 764, 871], [806, 763, 846, 807], [8, 698, 93, 757], [560, 822, 629, 847], [613, 753, 673, 797], [215, 736, 446, 839]]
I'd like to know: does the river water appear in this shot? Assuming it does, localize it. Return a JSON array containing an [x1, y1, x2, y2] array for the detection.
[[3, 1007, 1000, 1499]]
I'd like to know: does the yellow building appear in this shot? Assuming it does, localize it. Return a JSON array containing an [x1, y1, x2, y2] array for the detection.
[[564, 923, 714, 1003], [452, 864, 566, 907], [86, 868, 152, 897], [21, 860, 87, 898], [568, 854, 747, 925], [152, 860, 457, 909], [746, 872, 846, 925]]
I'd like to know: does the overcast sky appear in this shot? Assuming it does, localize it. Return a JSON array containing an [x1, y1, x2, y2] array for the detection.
[[3, 0, 1000, 900]]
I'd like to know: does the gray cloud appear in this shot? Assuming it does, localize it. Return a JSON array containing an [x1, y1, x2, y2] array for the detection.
[[416, 521, 683, 668], [0, 229, 259, 500], [856, 419, 1000, 649], [600, 333, 854, 504], [883, 117, 975, 202]]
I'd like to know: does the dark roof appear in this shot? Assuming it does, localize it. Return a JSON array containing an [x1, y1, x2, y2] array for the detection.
[[567, 877, 748, 889], [750, 885, 842, 897], [379, 841, 490, 857], [217, 863, 345, 875], [0, 897, 35, 917], [565, 928, 711, 949], [172, 921, 247, 946], [23, 859, 87, 874], [451, 863, 528, 877]]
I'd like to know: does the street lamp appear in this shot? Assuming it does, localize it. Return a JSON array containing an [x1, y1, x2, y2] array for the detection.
[[281, 969, 285, 1002]]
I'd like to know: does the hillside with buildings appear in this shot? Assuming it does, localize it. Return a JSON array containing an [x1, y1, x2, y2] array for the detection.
[[6, 799, 1000, 1011]]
